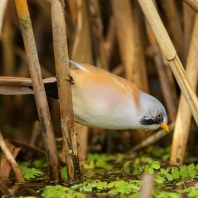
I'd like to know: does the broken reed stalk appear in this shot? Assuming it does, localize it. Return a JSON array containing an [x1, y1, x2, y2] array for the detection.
[[137, 0, 198, 126], [183, 0, 198, 13], [14, 0, 60, 182], [51, 0, 80, 182], [0, 132, 24, 182], [139, 174, 154, 198], [127, 123, 175, 152], [170, 15, 198, 166]]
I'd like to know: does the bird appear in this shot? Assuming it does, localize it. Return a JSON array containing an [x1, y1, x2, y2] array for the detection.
[[0, 60, 169, 132]]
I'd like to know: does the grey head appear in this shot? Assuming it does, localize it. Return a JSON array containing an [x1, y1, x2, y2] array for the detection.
[[138, 92, 169, 131]]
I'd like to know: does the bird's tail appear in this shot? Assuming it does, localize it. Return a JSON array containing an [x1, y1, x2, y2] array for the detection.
[[0, 76, 57, 96]]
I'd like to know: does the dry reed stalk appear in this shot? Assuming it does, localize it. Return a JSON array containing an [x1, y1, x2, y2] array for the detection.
[[0, 0, 8, 38], [170, 15, 198, 166], [162, 58, 179, 106], [183, 0, 198, 12], [127, 123, 175, 152], [111, 0, 148, 91], [138, 0, 198, 126], [67, 0, 78, 24], [51, 0, 80, 182], [139, 174, 154, 198], [1, 3, 16, 123], [104, 17, 116, 65], [111, 0, 135, 81], [111, 64, 124, 76], [0, 132, 24, 182], [1, 6, 13, 75], [112, 0, 150, 144], [14, 0, 60, 182], [70, 0, 93, 161], [159, 0, 184, 63], [29, 120, 40, 146], [0, 140, 21, 181], [89, 0, 108, 70], [0, 177, 10, 195], [71, 0, 93, 64], [145, 20, 177, 122], [183, 2, 196, 63], [75, 124, 88, 161], [131, 0, 148, 93]]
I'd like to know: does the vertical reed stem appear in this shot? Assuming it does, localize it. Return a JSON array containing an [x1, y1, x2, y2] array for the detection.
[[14, 0, 60, 182], [51, 0, 80, 182]]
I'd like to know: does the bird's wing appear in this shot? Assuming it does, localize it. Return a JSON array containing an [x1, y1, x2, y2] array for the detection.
[[69, 61, 141, 110]]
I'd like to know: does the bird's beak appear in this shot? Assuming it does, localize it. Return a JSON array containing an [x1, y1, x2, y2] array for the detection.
[[161, 122, 169, 132]]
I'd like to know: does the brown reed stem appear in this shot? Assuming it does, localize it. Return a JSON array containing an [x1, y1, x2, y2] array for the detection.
[[51, 0, 80, 182], [0, 132, 24, 182], [170, 15, 198, 165], [183, 0, 198, 13], [14, 0, 60, 182]]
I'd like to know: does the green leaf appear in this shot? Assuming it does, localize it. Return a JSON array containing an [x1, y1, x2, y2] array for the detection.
[[144, 165, 150, 173], [162, 154, 170, 161], [89, 181, 96, 188], [180, 165, 189, 179], [95, 159, 106, 168], [171, 166, 180, 179], [188, 189, 198, 197], [41, 185, 69, 198], [115, 180, 128, 188], [124, 165, 130, 174], [150, 161, 160, 169], [133, 164, 142, 174], [157, 171, 173, 181], [96, 182, 104, 190], [108, 181, 117, 189], [148, 167, 154, 174], [33, 158, 47, 168], [61, 167, 67, 180], [84, 160, 95, 169], [127, 183, 141, 191], [155, 175, 164, 184], [188, 164, 197, 178], [101, 181, 108, 189], [22, 168, 43, 180], [83, 185, 92, 192], [116, 187, 126, 193]]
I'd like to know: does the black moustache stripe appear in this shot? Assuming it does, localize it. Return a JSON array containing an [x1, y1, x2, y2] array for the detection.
[[140, 119, 155, 125], [140, 118, 163, 125]]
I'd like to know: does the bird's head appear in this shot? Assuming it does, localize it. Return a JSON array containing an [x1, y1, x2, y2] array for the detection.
[[138, 92, 169, 132]]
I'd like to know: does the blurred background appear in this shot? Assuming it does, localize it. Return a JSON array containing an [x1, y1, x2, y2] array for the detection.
[[0, 0, 197, 157]]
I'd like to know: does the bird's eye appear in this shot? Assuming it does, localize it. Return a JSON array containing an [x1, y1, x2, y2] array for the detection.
[[156, 113, 162, 119]]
